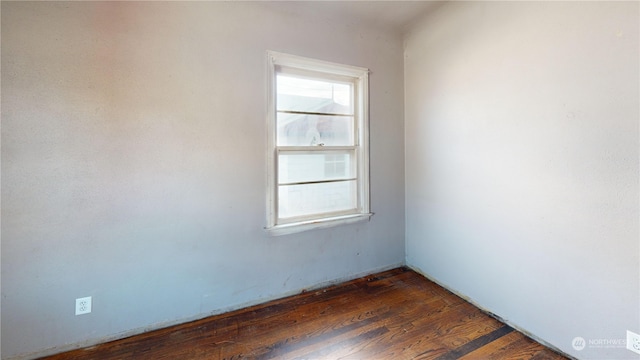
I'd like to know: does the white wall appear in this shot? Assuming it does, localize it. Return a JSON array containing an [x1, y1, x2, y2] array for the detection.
[[405, 2, 639, 359], [1, 2, 406, 358]]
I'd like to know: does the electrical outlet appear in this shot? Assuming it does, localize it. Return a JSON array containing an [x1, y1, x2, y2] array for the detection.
[[628, 330, 640, 355], [75, 296, 92, 315]]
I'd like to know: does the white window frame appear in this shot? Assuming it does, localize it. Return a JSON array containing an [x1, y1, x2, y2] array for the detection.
[[266, 51, 372, 236]]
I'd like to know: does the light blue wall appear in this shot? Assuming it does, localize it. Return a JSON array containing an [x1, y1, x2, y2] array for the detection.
[[405, 2, 639, 359], [1, 2, 406, 358]]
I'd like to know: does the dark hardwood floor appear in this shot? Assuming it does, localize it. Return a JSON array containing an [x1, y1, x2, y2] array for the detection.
[[41, 268, 568, 359]]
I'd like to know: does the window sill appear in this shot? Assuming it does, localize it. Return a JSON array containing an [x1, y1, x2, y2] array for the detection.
[[266, 213, 373, 236]]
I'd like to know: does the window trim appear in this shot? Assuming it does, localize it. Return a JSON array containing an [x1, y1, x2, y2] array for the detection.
[[266, 51, 371, 235]]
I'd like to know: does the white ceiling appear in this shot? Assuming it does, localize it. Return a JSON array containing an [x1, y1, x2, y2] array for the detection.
[[259, 1, 445, 33]]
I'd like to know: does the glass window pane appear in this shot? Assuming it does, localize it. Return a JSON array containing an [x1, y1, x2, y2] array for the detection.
[[278, 151, 355, 184], [277, 113, 354, 146], [277, 75, 353, 115], [278, 180, 357, 219]]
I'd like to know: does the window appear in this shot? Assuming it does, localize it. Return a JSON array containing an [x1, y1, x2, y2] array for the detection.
[[266, 51, 371, 235]]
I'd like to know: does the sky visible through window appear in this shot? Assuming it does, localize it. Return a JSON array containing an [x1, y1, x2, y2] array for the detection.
[[277, 75, 351, 108]]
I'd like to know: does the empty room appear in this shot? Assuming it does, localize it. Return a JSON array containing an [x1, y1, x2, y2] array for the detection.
[[1, 1, 638, 359]]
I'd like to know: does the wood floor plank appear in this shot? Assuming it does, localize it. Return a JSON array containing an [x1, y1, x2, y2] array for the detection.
[[39, 268, 568, 360], [485, 335, 558, 360], [433, 325, 514, 360], [457, 329, 523, 360], [370, 299, 504, 358]]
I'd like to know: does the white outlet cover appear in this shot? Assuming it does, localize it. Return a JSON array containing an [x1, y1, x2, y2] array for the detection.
[[75, 296, 92, 315], [627, 330, 640, 355]]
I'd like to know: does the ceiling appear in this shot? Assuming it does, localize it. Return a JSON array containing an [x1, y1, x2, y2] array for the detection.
[[259, 1, 446, 33]]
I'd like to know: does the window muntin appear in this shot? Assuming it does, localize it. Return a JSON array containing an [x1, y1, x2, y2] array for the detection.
[[267, 52, 370, 233]]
